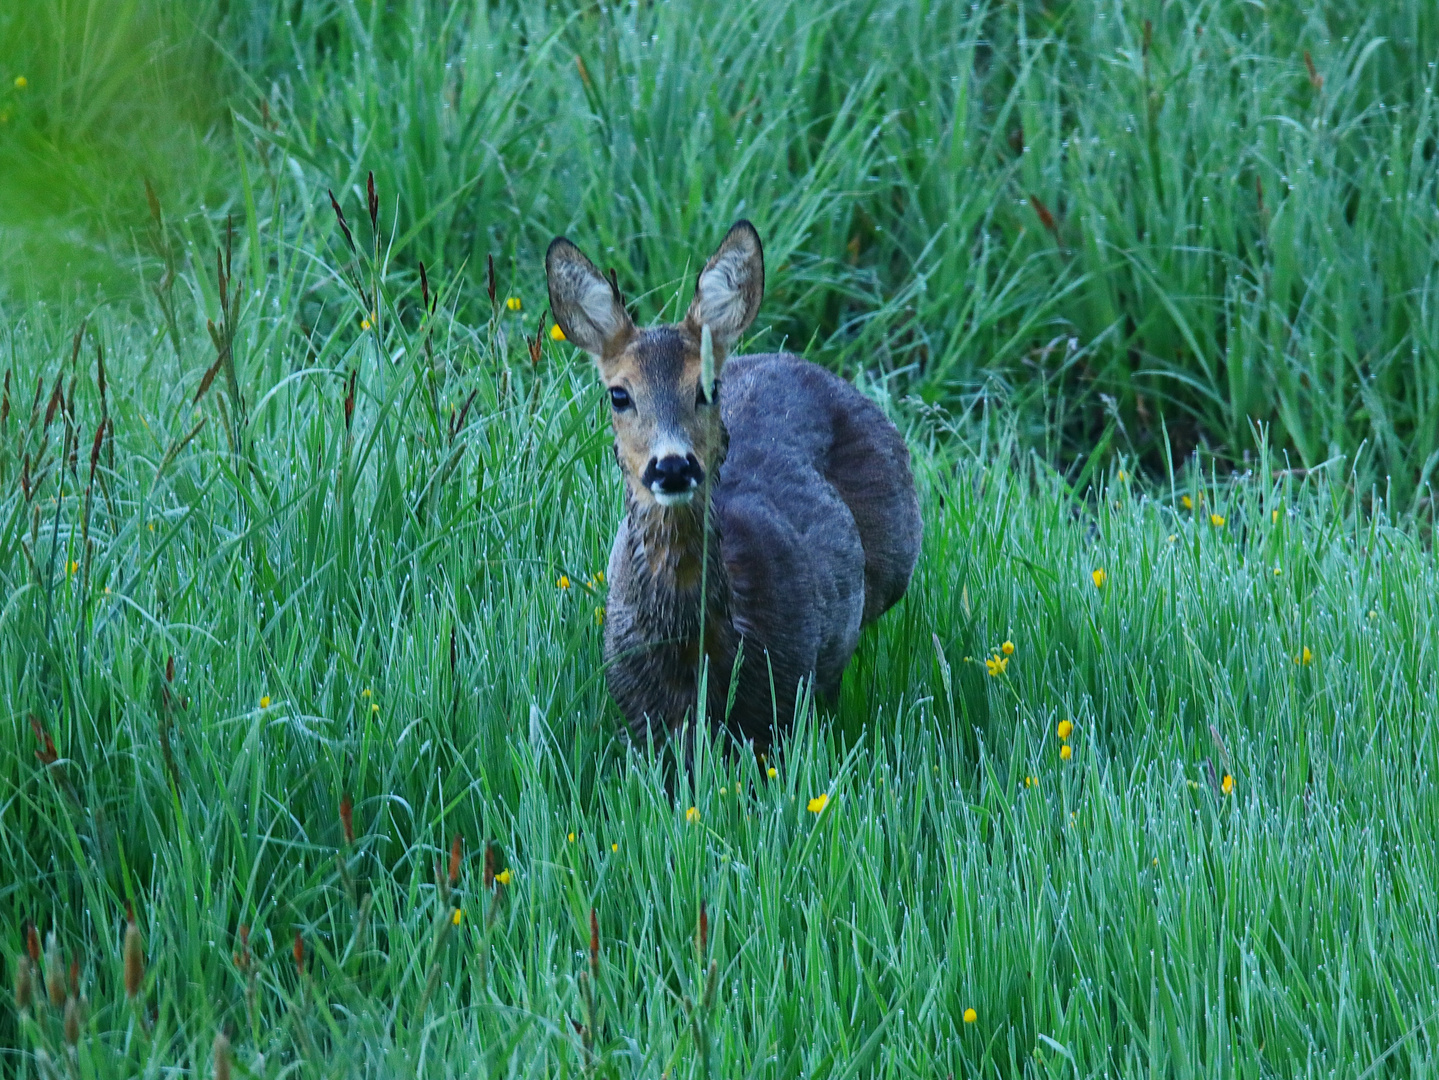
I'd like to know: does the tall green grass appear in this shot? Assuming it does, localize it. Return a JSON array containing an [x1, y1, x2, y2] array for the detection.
[[6, 0, 1438, 493], [4, 0, 1439, 1074], [3, 161, 1439, 1072]]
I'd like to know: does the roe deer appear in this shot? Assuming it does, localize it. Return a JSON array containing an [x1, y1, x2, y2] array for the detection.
[[546, 221, 920, 752]]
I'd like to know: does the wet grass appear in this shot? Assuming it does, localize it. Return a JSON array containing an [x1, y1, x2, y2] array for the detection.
[[3, 0, 1439, 1076]]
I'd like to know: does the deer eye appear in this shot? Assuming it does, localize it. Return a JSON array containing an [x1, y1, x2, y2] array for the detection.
[[608, 386, 633, 411]]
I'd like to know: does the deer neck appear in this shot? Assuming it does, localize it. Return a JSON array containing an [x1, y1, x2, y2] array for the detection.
[[624, 481, 732, 637]]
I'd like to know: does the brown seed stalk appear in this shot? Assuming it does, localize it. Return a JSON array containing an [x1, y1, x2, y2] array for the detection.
[[328, 190, 356, 253], [1029, 195, 1060, 241], [340, 793, 354, 845], [30, 716, 58, 766], [233, 924, 251, 972], [26, 922, 40, 964], [1304, 50, 1323, 91], [123, 905, 143, 999], [343, 369, 357, 432], [697, 901, 708, 955], [483, 844, 496, 889], [293, 931, 304, 978], [449, 834, 462, 886], [589, 907, 599, 981]]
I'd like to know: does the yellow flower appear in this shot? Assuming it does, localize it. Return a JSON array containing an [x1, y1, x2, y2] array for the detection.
[[452, 908, 463, 925], [1152, 857, 1158, 867], [595, 571, 604, 584], [506, 297, 522, 311], [685, 806, 700, 824], [1060, 744, 1072, 760], [1057, 719, 1073, 741], [1274, 567, 1283, 577], [1117, 470, 1126, 482], [371, 702, 380, 713], [1222, 774, 1234, 796], [495, 869, 512, 885], [1091, 568, 1106, 589], [984, 654, 1008, 677], [963, 1007, 977, 1024], [611, 842, 618, 853], [1001, 640, 1015, 656], [595, 606, 605, 625], [807, 793, 829, 814], [14, 76, 27, 89], [260, 695, 271, 708], [767, 766, 777, 779], [1181, 495, 1193, 510], [362, 687, 372, 697], [720, 786, 727, 795], [1295, 646, 1313, 666], [557, 575, 570, 590], [1272, 508, 1281, 524], [567, 831, 576, 843], [1210, 514, 1225, 527], [1024, 775, 1037, 788], [67, 560, 79, 576], [550, 323, 566, 341]]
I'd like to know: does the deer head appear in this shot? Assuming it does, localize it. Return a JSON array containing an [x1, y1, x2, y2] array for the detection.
[[546, 221, 764, 508]]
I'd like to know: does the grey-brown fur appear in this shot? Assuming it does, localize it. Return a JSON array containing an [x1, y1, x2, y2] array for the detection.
[[546, 221, 921, 751]]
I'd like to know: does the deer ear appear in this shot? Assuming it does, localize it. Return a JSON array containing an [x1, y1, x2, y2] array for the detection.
[[546, 238, 634, 360], [685, 220, 764, 350]]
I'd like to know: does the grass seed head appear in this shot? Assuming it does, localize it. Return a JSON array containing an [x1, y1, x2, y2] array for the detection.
[[45, 932, 64, 1006], [214, 1031, 232, 1080], [293, 931, 304, 978], [483, 843, 496, 889], [449, 834, 462, 886], [63, 995, 80, 1045]]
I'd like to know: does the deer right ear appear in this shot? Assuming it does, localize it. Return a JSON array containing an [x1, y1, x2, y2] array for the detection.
[[545, 238, 634, 360]]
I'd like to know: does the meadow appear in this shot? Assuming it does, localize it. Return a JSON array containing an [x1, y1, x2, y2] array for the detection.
[[3, 0, 1439, 1076]]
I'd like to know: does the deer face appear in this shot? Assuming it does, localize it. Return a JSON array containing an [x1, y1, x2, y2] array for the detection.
[[546, 222, 764, 510]]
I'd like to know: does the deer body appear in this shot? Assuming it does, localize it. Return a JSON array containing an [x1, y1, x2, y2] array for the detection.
[[547, 223, 920, 750]]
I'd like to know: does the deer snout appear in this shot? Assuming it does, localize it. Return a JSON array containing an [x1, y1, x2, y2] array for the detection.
[[643, 453, 705, 506]]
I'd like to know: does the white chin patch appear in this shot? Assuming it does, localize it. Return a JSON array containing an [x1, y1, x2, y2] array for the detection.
[[652, 489, 695, 507]]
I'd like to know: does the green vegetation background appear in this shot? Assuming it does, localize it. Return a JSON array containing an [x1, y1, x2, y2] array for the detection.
[[2, 0, 1438, 1075]]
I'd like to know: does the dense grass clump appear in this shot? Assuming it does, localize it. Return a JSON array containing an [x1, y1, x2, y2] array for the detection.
[[3, 0, 1439, 1076], [5, 0, 1439, 489]]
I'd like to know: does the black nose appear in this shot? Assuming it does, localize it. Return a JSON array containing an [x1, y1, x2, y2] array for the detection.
[[643, 453, 705, 494]]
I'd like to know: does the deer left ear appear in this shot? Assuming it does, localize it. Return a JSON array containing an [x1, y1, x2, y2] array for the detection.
[[684, 220, 764, 351]]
